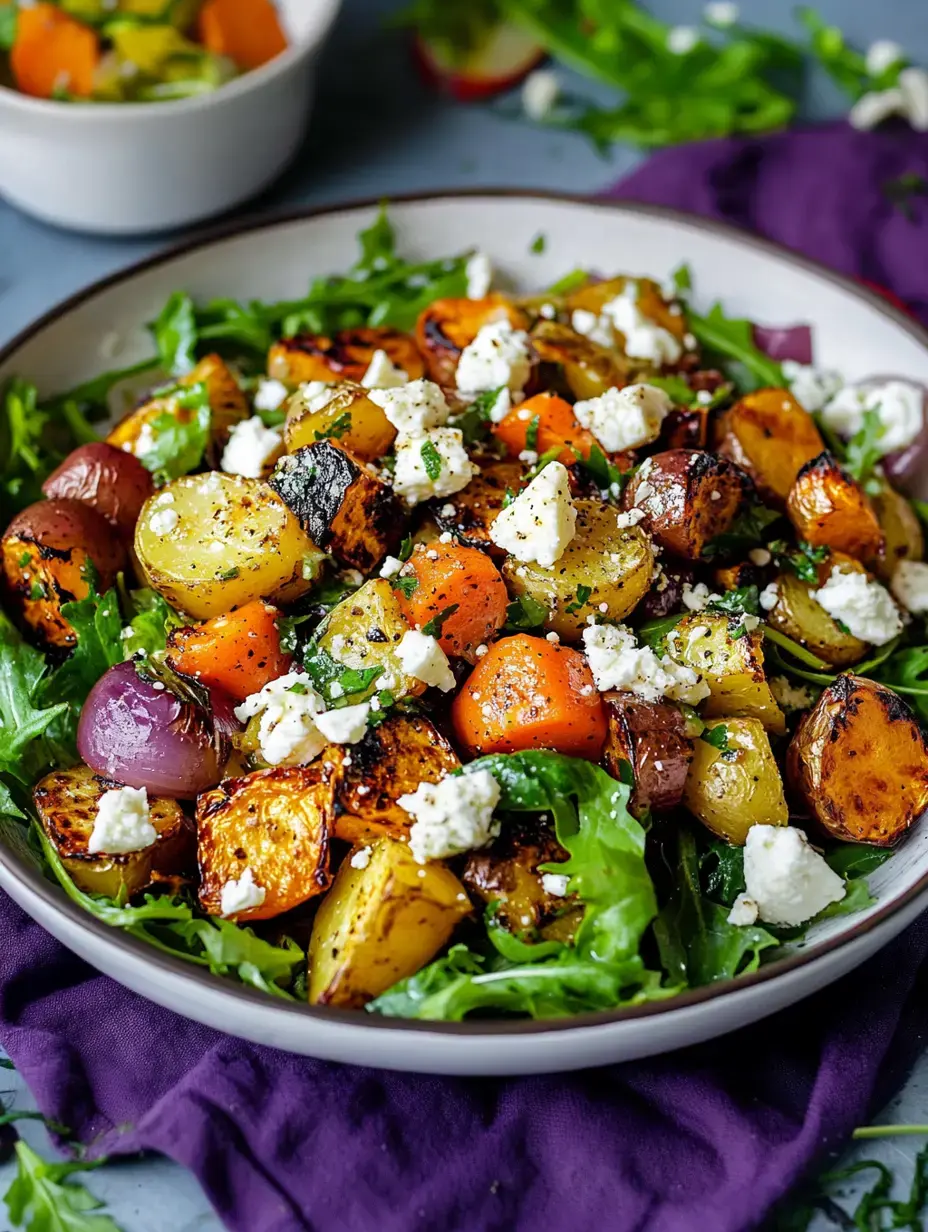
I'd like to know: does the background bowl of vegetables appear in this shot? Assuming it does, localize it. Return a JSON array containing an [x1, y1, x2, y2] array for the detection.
[[0, 0, 342, 235]]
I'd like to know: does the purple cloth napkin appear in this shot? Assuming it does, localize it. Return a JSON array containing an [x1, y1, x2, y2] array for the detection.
[[3, 121, 928, 1232]]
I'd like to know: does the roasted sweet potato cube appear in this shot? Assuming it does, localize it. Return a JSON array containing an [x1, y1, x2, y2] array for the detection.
[[714, 387, 824, 506], [268, 326, 425, 387], [462, 822, 578, 939], [787, 451, 885, 560], [601, 694, 694, 818], [416, 294, 528, 386]]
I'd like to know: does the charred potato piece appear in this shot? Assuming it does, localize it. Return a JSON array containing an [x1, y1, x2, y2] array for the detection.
[[667, 614, 786, 734], [34, 765, 193, 898], [416, 294, 528, 387], [429, 460, 524, 559], [269, 441, 403, 573], [659, 407, 709, 451], [869, 483, 924, 582], [530, 320, 629, 401], [684, 718, 788, 844], [502, 500, 654, 642], [316, 578, 426, 702], [135, 474, 315, 620], [197, 765, 333, 920], [42, 442, 154, 541], [713, 561, 768, 592], [268, 326, 425, 387], [2, 499, 127, 647], [328, 714, 460, 844], [714, 387, 824, 506], [622, 450, 750, 561], [788, 675, 928, 845], [283, 381, 396, 462], [462, 823, 576, 939], [787, 451, 884, 560], [565, 275, 689, 359], [601, 694, 694, 818], [308, 837, 472, 1007], [766, 560, 868, 667]]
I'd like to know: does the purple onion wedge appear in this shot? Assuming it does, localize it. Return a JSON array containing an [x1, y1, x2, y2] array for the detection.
[[752, 323, 813, 365]]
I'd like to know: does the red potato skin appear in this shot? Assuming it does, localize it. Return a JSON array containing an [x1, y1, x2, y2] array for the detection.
[[601, 693, 694, 818], [42, 442, 154, 540]]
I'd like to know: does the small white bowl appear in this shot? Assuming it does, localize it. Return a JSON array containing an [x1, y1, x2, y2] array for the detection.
[[0, 0, 341, 235]]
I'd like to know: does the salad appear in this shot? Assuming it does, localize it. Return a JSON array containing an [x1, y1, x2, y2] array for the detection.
[[0, 0, 287, 103], [2, 209, 928, 1023]]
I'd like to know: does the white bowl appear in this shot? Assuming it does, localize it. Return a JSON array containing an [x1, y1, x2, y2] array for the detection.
[[2, 192, 928, 1074], [0, 0, 341, 235]]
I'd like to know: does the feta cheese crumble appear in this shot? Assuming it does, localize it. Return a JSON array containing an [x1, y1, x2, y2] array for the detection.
[[571, 383, 672, 453], [742, 825, 846, 926], [522, 69, 560, 121], [220, 867, 266, 917], [314, 702, 371, 745], [88, 786, 157, 855], [399, 769, 501, 864], [234, 672, 368, 767], [253, 378, 289, 413], [541, 872, 570, 898], [681, 582, 721, 612], [392, 427, 476, 505], [221, 416, 283, 479], [465, 251, 493, 300], [581, 623, 710, 705], [379, 555, 403, 579], [296, 380, 339, 416], [781, 361, 844, 414], [770, 676, 815, 711], [488, 460, 577, 567], [360, 349, 409, 390], [368, 378, 450, 435], [396, 630, 456, 692], [350, 846, 372, 870], [727, 894, 759, 926], [759, 581, 780, 612], [455, 319, 532, 399], [572, 283, 683, 366], [866, 39, 904, 76], [812, 567, 903, 645], [148, 507, 179, 536], [820, 379, 924, 453], [891, 560, 928, 614]]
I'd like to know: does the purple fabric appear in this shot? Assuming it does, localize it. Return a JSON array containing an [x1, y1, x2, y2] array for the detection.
[[4, 121, 928, 1232]]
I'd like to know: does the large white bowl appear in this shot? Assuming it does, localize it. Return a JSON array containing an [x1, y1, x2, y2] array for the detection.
[[2, 192, 928, 1075], [0, 0, 341, 235]]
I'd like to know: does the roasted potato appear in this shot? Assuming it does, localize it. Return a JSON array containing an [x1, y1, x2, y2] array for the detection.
[[787, 451, 884, 560], [269, 441, 403, 573], [429, 460, 524, 559], [684, 718, 789, 843], [714, 387, 824, 506], [416, 294, 528, 387], [659, 406, 710, 451], [283, 381, 396, 462], [315, 578, 426, 702], [42, 442, 154, 540], [565, 275, 689, 363], [307, 837, 472, 1007], [622, 450, 750, 561], [502, 500, 654, 642], [268, 326, 425, 387], [327, 714, 460, 845], [34, 765, 193, 898], [712, 561, 768, 593], [666, 613, 786, 734], [462, 822, 578, 939], [135, 474, 315, 620], [869, 483, 924, 582], [2, 499, 127, 647], [766, 559, 869, 667], [530, 320, 629, 401], [197, 765, 334, 920], [788, 675, 928, 845], [601, 693, 695, 818]]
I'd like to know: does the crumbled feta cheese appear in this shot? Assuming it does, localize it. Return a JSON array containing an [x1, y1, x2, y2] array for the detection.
[[253, 378, 289, 413], [615, 509, 646, 529], [891, 560, 928, 614], [812, 567, 903, 645], [297, 380, 339, 415], [546, 631, 560, 644], [456, 320, 532, 398], [571, 308, 613, 348], [484, 387, 512, 425], [539, 303, 557, 320], [900, 67, 928, 131], [475, 643, 488, 658], [488, 460, 577, 567], [360, 349, 409, 390], [392, 428, 476, 505], [770, 676, 815, 711], [148, 507, 179, 536], [572, 383, 672, 453], [221, 416, 283, 479], [541, 872, 570, 898], [88, 786, 157, 855], [759, 581, 780, 611], [396, 630, 456, 692], [522, 68, 560, 121], [314, 702, 370, 745], [743, 825, 846, 926], [220, 867, 266, 917], [574, 284, 683, 366], [399, 769, 501, 863], [350, 846, 372, 870], [821, 380, 924, 453], [235, 672, 328, 767], [582, 623, 709, 705], [681, 582, 720, 612], [667, 26, 700, 55], [727, 893, 759, 926], [704, 1, 739, 26], [379, 555, 403, 579], [749, 547, 772, 567], [866, 39, 904, 76], [368, 378, 450, 435], [465, 252, 493, 300], [781, 361, 844, 414]]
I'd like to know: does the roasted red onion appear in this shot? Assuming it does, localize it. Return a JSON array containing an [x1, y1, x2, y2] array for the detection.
[[752, 323, 813, 365]]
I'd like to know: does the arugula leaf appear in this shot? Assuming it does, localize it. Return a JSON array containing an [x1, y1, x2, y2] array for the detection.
[[872, 646, 928, 725], [524, 414, 541, 451], [46, 358, 162, 422], [422, 604, 459, 637], [825, 844, 894, 880], [119, 588, 180, 660], [530, 232, 547, 254], [636, 613, 684, 652], [398, 536, 414, 563], [707, 585, 760, 617], [1, 379, 51, 522], [150, 291, 198, 374], [700, 723, 734, 756], [545, 268, 589, 295], [844, 409, 886, 485], [4, 1141, 123, 1232], [135, 381, 211, 480], [449, 387, 506, 445], [420, 439, 443, 481], [646, 374, 733, 411], [572, 443, 627, 494], [503, 594, 548, 632], [699, 838, 746, 907], [687, 302, 785, 390], [0, 614, 68, 787]]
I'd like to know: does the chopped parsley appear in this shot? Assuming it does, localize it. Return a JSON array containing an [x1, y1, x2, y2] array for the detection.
[[420, 439, 443, 481], [770, 538, 829, 584], [503, 594, 548, 632], [398, 535, 414, 562], [525, 415, 541, 452], [315, 411, 353, 441], [565, 584, 593, 614], [701, 724, 735, 758], [393, 575, 418, 599], [422, 604, 459, 637], [530, 233, 547, 254]]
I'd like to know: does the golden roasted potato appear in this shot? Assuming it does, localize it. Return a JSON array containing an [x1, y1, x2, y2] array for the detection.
[[502, 500, 654, 642], [786, 451, 884, 561], [315, 578, 426, 702], [268, 326, 425, 387], [565, 275, 689, 364], [2, 499, 127, 648], [327, 714, 460, 845], [714, 387, 824, 506], [429, 460, 524, 559], [283, 381, 396, 462], [869, 483, 924, 581], [601, 693, 694, 818], [462, 823, 578, 939], [308, 837, 472, 1007], [135, 473, 316, 620], [666, 613, 786, 734], [529, 320, 629, 401], [34, 765, 193, 899], [197, 765, 333, 921], [622, 449, 750, 561], [684, 718, 789, 843], [788, 675, 928, 845], [766, 559, 869, 667], [416, 294, 528, 387], [269, 441, 403, 573]]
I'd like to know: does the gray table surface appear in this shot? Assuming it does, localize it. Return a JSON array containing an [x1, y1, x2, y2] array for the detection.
[[3, 1, 928, 1228]]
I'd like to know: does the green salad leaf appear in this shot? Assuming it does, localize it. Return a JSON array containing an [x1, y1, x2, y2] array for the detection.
[[0, 614, 68, 788], [687, 302, 785, 390], [844, 409, 886, 486], [4, 1141, 123, 1232], [135, 381, 211, 481], [151, 291, 198, 374], [119, 587, 180, 661], [503, 594, 548, 633], [0, 4, 16, 50]]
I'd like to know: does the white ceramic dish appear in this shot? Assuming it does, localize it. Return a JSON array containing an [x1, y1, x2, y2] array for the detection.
[[2, 192, 928, 1075], [0, 0, 341, 235]]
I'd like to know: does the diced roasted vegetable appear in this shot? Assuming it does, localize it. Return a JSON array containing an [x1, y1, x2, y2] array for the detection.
[[786, 451, 884, 560], [429, 460, 524, 559], [416, 294, 529, 387], [869, 483, 924, 582], [601, 693, 694, 818], [565, 276, 688, 364], [529, 320, 629, 401], [766, 557, 869, 667], [462, 822, 578, 938], [283, 382, 396, 462], [268, 326, 425, 387], [315, 578, 425, 702], [714, 387, 824, 506], [659, 406, 710, 451], [42, 442, 154, 541], [684, 718, 789, 844]]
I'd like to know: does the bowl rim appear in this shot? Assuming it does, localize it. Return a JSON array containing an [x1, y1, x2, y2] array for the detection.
[[2, 186, 928, 1040], [0, 0, 341, 121]]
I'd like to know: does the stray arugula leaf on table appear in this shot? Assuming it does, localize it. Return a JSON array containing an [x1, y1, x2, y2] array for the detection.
[[4, 1141, 124, 1232]]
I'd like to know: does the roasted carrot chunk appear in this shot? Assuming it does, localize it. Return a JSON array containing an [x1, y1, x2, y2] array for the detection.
[[450, 634, 607, 759], [11, 4, 99, 99], [787, 451, 885, 561], [166, 600, 292, 703], [198, 0, 288, 70], [493, 392, 596, 466], [396, 543, 509, 664]]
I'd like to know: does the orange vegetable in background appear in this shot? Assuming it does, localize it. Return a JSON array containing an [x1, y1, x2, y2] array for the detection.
[[165, 600, 292, 704], [396, 543, 509, 663], [199, 0, 288, 71], [493, 392, 596, 466], [11, 4, 99, 99], [451, 634, 607, 760]]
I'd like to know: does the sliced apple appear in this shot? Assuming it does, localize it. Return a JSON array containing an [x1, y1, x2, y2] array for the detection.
[[412, 24, 546, 102]]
